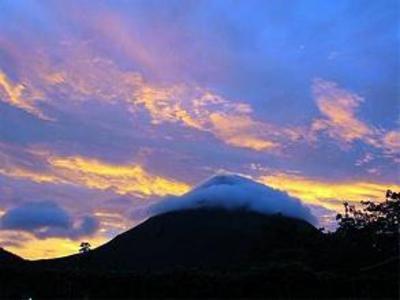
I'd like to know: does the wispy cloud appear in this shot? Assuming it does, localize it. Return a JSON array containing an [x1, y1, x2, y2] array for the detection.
[[0, 144, 190, 198], [382, 130, 400, 161], [311, 79, 377, 145], [311, 79, 399, 163], [1, 45, 303, 152], [0, 71, 49, 120], [48, 156, 190, 197], [133, 83, 299, 152]]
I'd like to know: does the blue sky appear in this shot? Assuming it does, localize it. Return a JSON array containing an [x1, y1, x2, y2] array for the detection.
[[0, 0, 398, 258]]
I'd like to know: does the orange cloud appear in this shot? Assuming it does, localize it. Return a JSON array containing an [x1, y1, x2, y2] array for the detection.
[[2, 34, 312, 153], [312, 79, 376, 144], [0, 71, 49, 120], [1, 38, 301, 153], [133, 81, 302, 152], [209, 113, 279, 151], [311, 79, 399, 164]]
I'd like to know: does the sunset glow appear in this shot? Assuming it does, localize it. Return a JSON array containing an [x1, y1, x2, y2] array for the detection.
[[0, 1, 398, 259]]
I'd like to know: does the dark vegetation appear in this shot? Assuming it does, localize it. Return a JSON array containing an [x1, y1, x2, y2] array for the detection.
[[0, 191, 398, 299]]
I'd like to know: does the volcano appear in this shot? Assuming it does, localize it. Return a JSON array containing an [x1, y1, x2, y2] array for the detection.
[[35, 207, 320, 271], [32, 175, 319, 271], [0, 247, 23, 266], [1, 194, 398, 299]]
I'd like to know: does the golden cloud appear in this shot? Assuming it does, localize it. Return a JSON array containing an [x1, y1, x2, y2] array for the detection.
[[259, 172, 400, 212], [48, 156, 190, 197], [0, 168, 60, 184], [0, 145, 190, 198]]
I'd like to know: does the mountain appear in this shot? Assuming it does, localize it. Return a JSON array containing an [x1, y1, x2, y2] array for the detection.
[[36, 208, 320, 271], [0, 247, 23, 266], [1, 208, 398, 299]]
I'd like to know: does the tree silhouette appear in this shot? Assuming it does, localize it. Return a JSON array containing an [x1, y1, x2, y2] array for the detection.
[[79, 242, 91, 254], [337, 190, 399, 233], [336, 190, 399, 256]]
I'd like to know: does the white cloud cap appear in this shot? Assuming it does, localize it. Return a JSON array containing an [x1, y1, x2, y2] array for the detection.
[[150, 173, 316, 225]]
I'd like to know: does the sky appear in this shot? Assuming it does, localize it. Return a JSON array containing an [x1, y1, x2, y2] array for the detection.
[[0, 0, 399, 259]]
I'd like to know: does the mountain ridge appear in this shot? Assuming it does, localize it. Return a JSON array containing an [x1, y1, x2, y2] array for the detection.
[[30, 207, 319, 271], [0, 247, 24, 266]]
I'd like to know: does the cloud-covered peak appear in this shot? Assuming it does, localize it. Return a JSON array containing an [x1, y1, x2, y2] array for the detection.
[[150, 173, 316, 225]]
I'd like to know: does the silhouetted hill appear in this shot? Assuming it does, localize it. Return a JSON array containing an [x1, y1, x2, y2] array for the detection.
[[0, 247, 23, 267], [35, 208, 320, 271]]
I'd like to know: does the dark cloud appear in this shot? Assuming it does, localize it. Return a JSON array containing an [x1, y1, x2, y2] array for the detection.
[[0, 202, 71, 231], [0, 201, 99, 239], [150, 174, 316, 225], [72, 216, 99, 238]]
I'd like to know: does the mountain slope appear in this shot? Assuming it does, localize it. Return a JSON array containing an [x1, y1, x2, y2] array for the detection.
[[2, 208, 397, 299], [0, 247, 24, 266], [37, 208, 320, 271]]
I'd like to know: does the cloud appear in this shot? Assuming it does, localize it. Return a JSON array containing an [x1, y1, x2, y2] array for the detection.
[[259, 172, 400, 211], [208, 113, 279, 151], [0, 144, 190, 197], [0, 71, 49, 120], [1, 41, 303, 153], [311, 79, 377, 145], [0, 201, 99, 240], [0, 168, 60, 184], [382, 130, 400, 160], [132, 80, 306, 152], [150, 173, 316, 225], [310, 79, 399, 163], [48, 156, 190, 197], [70, 216, 99, 239], [1, 202, 70, 231]]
